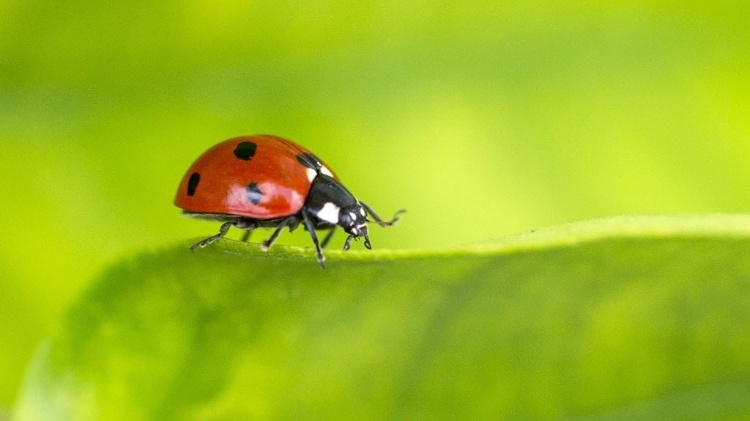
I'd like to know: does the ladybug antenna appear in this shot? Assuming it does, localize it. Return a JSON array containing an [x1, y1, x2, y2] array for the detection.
[[361, 202, 405, 227]]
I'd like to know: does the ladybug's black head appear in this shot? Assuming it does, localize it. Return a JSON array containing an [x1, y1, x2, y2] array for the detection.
[[339, 204, 368, 236], [339, 203, 372, 250]]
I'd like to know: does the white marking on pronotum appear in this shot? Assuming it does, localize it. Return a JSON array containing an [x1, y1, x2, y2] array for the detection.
[[321, 166, 334, 177], [349, 211, 357, 221], [359, 207, 366, 216], [316, 202, 340, 224], [305, 168, 317, 183]]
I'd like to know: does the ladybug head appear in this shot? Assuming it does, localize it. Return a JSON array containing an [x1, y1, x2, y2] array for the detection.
[[339, 204, 371, 249], [339, 204, 368, 235]]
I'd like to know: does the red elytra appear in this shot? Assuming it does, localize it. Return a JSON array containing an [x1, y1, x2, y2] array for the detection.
[[175, 135, 403, 268], [175, 135, 336, 218]]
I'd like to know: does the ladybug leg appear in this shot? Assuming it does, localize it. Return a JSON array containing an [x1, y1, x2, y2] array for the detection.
[[360, 202, 406, 227], [287, 219, 302, 232], [190, 220, 235, 251], [320, 226, 337, 249], [343, 234, 372, 251], [236, 219, 257, 242], [260, 215, 298, 252], [301, 209, 326, 268]]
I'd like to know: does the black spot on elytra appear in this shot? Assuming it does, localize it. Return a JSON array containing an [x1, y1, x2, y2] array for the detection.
[[234, 141, 257, 161], [187, 172, 200, 196], [246, 182, 263, 205]]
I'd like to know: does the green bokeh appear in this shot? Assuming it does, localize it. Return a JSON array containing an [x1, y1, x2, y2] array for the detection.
[[2, 0, 749, 409]]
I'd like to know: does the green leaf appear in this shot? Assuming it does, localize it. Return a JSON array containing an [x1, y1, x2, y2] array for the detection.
[[14, 215, 750, 420]]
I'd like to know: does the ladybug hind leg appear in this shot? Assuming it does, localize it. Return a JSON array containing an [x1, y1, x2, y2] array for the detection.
[[190, 219, 257, 251], [190, 220, 233, 251]]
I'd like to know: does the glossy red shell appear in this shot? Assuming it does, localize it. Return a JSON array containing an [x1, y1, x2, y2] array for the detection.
[[174, 135, 336, 219]]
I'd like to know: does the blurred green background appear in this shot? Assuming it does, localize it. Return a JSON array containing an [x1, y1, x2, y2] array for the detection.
[[2, 0, 749, 411]]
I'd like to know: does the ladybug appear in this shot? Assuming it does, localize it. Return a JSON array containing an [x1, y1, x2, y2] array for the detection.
[[175, 135, 404, 268]]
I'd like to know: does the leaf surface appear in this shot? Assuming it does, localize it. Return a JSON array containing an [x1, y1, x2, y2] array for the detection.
[[14, 215, 750, 420]]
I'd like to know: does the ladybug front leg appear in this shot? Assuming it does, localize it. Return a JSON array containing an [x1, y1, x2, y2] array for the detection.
[[301, 209, 326, 268]]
